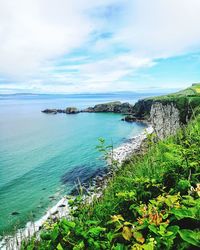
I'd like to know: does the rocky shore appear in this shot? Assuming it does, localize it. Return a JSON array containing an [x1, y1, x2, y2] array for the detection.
[[112, 126, 153, 164], [0, 124, 153, 250]]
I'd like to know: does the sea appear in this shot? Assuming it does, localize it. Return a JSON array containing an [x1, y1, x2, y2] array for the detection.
[[0, 92, 165, 235]]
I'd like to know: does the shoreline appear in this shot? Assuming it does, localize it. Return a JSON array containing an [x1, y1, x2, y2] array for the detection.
[[112, 125, 153, 164], [0, 123, 153, 250]]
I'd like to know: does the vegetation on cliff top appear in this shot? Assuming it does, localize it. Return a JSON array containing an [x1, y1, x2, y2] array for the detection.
[[22, 113, 200, 249], [146, 84, 200, 109], [147, 83, 200, 100], [132, 84, 200, 121]]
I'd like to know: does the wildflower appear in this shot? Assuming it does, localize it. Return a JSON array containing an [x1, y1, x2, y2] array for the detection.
[[190, 183, 200, 196]]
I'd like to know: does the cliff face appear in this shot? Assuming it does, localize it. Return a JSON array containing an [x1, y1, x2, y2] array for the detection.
[[132, 84, 200, 138], [150, 102, 180, 139], [132, 99, 154, 119], [133, 99, 195, 139]]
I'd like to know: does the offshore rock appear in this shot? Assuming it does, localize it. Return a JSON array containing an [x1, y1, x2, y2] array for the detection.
[[42, 107, 80, 114], [65, 107, 79, 114], [42, 109, 58, 114], [42, 102, 134, 115], [122, 115, 137, 122], [82, 101, 134, 113]]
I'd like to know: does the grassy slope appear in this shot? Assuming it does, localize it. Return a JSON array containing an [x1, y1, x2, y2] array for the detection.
[[148, 84, 200, 110], [131, 84, 200, 122], [22, 114, 200, 249], [147, 83, 200, 100], [135, 84, 200, 122]]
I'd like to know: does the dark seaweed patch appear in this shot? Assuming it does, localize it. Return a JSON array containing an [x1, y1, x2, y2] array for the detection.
[[61, 164, 107, 195]]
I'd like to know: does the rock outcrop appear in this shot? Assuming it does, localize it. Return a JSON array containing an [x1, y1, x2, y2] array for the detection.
[[131, 99, 192, 139], [121, 115, 137, 122], [82, 101, 133, 113], [150, 102, 180, 139], [132, 99, 154, 120], [42, 102, 134, 115], [42, 107, 80, 114], [131, 85, 200, 138], [65, 107, 79, 114], [42, 109, 59, 114]]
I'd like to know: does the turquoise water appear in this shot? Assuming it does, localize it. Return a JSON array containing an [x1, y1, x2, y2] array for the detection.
[[0, 93, 149, 234]]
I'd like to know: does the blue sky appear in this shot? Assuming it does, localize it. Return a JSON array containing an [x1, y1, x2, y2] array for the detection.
[[1, 0, 200, 93]]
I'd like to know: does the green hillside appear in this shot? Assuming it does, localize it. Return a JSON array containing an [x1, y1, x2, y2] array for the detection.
[[148, 83, 200, 100], [175, 83, 200, 96], [132, 84, 200, 122]]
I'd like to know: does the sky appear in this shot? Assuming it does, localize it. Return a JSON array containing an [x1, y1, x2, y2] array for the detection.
[[1, 0, 200, 94]]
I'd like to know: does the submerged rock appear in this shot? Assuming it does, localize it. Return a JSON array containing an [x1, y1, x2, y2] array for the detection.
[[49, 196, 56, 200], [61, 165, 91, 185], [11, 211, 20, 216]]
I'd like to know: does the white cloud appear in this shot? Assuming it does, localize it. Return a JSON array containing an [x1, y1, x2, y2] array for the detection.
[[1, 0, 200, 92], [2, 54, 152, 93], [118, 0, 200, 58], [0, 0, 92, 77], [42, 54, 154, 92], [79, 55, 154, 83], [0, 0, 121, 77]]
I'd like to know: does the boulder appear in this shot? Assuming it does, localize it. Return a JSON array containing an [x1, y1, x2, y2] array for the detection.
[[11, 211, 20, 216], [122, 115, 137, 122], [65, 107, 79, 114], [92, 101, 122, 112], [42, 109, 58, 114], [113, 102, 134, 113]]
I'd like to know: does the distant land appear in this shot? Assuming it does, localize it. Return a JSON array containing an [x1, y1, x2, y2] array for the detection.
[[0, 89, 180, 97]]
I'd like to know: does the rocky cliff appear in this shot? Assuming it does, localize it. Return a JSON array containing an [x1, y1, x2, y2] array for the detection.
[[132, 84, 200, 138], [150, 102, 181, 139], [132, 99, 186, 138]]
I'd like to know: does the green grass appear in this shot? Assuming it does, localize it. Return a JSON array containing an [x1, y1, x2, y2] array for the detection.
[[146, 84, 200, 101], [140, 84, 200, 123], [21, 115, 200, 250]]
